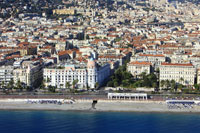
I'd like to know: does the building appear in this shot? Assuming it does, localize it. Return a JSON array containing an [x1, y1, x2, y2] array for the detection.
[[107, 93, 147, 100], [197, 68, 200, 85], [131, 54, 166, 67], [13, 61, 43, 88], [0, 66, 14, 86], [127, 61, 152, 78], [159, 62, 196, 86], [18, 46, 37, 56], [43, 58, 110, 89], [53, 9, 76, 15]]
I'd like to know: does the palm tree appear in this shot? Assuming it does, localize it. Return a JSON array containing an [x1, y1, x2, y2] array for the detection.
[[65, 81, 71, 89], [179, 77, 184, 84], [170, 80, 176, 91], [95, 82, 99, 89], [47, 77, 51, 83], [165, 80, 170, 90], [1, 81, 5, 89], [71, 80, 78, 93], [16, 80, 23, 91], [160, 80, 166, 88], [72, 79, 79, 89], [7, 79, 14, 90]]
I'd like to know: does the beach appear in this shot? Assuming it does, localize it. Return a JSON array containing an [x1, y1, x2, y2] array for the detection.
[[0, 99, 199, 113]]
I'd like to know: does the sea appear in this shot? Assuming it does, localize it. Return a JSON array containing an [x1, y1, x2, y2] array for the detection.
[[0, 111, 199, 133]]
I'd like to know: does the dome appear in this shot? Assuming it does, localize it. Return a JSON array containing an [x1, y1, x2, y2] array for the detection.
[[87, 58, 96, 68]]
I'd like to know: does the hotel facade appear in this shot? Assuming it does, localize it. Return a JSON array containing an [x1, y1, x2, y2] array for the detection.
[[159, 62, 196, 86], [43, 59, 110, 89]]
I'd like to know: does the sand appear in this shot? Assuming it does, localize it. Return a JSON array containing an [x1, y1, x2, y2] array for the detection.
[[0, 99, 199, 113]]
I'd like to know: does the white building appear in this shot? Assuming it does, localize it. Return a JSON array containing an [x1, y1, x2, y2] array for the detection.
[[197, 68, 200, 85], [13, 61, 43, 88], [0, 66, 14, 85], [108, 93, 147, 100], [127, 61, 152, 78], [159, 62, 196, 86], [131, 54, 166, 67], [43, 59, 110, 89]]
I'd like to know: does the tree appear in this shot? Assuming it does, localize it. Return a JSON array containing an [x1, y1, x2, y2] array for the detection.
[[152, 82, 158, 88], [72, 80, 79, 89], [165, 80, 170, 90], [16, 80, 23, 91], [160, 80, 165, 88], [95, 82, 99, 89], [48, 85, 55, 93], [139, 72, 147, 80], [40, 79, 45, 90], [179, 77, 184, 84], [7, 79, 14, 90], [170, 80, 176, 91], [65, 81, 71, 89], [1, 81, 5, 88], [114, 81, 119, 87], [25, 86, 32, 91], [47, 77, 51, 83], [107, 81, 113, 87], [194, 84, 200, 90]]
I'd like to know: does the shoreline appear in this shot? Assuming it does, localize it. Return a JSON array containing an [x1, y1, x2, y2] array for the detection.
[[0, 99, 199, 113]]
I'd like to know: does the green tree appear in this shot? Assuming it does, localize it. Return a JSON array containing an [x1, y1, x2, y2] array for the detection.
[[47, 77, 51, 83], [170, 80, 176, 91], [178, 84, 183, 91], [40, 79, 45, 90], [16, 80, 23, 91], [48, 85, 55, 93], [179, 77, 184, 84], [139, 72, 147, 80], [1, 81, 5, 88], [152, 82, 158, 88], [72, 80, 79, 89], [65, 81, 71, 89], [160, 80, 165, 88], [165, 80, 170, 90], [95, 82, 99, 89], [7, 79, 14, 90], [194, 84, 200, 90], [114, 81, 119, 87], [107, 81, 113, 87]]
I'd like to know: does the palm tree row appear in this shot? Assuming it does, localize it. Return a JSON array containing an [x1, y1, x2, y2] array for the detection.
[[160, 79, 176, 91], [0, 79, 28, 91]]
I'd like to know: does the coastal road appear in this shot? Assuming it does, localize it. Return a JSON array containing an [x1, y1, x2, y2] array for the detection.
[[0, 93, 199, 101]]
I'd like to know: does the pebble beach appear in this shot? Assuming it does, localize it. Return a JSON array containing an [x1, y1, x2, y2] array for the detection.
[[0, 99, 200, 113]]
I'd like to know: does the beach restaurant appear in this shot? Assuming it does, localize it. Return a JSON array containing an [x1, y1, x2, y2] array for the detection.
[[108, 93, 147, 100]]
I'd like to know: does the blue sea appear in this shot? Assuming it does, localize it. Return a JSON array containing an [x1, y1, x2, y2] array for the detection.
[[0, 111, 199, 133]]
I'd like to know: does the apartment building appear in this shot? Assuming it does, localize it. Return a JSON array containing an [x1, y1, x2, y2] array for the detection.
[[13, 61, 43, 88], [127, 61, 152, 78], [159, 62, 195, 86], [0, 66, 14, 85], [131, 54, 166, 67]]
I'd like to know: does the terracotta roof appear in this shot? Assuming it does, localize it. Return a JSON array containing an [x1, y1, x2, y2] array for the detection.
[[139, 54, 165, 57], [161, 62, 193, 67], [129, 61, 152, 65], [58, 50, 73, 56]]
